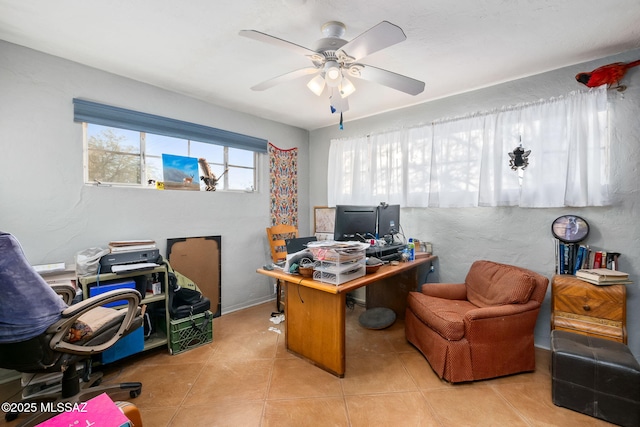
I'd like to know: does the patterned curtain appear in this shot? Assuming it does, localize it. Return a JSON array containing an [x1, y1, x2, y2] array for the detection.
[[268, 143, 298, 226]]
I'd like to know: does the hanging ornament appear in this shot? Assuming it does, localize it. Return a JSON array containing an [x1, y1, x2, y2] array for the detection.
[[509, 144, 531, 171]]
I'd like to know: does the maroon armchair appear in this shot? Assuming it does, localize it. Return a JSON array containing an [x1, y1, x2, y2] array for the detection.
[[405, 260, 549, 383]]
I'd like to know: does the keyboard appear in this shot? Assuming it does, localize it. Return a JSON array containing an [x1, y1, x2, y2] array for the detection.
[[378, 252, 402, 262]]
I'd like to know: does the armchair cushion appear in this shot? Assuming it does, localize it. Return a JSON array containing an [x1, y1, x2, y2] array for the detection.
[[421, 282, 467, 300], [465, 260, 536, 307], [407, 293, 474, 341]]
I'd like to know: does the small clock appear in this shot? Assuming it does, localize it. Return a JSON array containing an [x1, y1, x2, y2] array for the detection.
[[551, 215, 589, 243]]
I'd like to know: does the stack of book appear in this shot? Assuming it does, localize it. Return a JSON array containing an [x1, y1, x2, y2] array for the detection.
[[554, 240, 622, 275], [108, 239, 157, 253], [575, 268, 632, 285]]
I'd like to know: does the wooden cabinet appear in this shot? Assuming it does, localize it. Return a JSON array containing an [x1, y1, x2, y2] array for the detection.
[[551, 274, 627, 343]]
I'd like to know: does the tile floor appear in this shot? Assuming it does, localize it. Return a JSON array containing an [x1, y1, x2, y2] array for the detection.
[[1, 301, 615, 426]]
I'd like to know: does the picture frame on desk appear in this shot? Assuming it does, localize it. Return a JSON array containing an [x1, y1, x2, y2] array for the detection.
[[314, 206, 335, 239]]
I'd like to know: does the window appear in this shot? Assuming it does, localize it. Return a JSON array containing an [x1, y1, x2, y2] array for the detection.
[[329, 87, 610, 208], [74, 99, 267, 191], [84, 124, 256, 190]]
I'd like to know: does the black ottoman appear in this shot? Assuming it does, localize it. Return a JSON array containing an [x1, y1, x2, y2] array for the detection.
[[551, 330, 640, 427]]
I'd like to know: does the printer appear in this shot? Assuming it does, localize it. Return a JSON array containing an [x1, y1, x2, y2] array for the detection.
[[99, 249, 160, 273]]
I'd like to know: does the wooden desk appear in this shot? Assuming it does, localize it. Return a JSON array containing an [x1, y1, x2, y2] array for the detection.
[[256, 256, 436, 377]]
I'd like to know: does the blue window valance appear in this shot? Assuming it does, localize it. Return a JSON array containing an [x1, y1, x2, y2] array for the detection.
[[73, 98, 268, 153]]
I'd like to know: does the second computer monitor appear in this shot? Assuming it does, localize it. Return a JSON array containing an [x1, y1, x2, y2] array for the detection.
[[377, 204, 400, 237]]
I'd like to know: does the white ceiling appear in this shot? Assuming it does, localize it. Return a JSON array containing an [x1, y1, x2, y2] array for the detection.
[[1, 0, 640, 130]]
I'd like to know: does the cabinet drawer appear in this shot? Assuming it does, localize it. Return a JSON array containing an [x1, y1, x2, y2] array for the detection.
[[552, 323, 625, 343], [553, 278, 625, 301], [553, 310, 626, 343], [553, 294, 624, 321]]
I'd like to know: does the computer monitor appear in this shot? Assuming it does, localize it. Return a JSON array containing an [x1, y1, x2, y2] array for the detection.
[[285, 236, 317, 254], [377, 204, 400, 238], [333, 205, 378, 241]]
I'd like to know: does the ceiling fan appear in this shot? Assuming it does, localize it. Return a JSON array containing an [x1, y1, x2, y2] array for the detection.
[[239, 21, 425, 117]]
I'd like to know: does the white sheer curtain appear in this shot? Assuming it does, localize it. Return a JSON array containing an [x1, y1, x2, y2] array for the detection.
[[328, 87, 609, 208], [328, 135, 371, 206], [429, 115, 486, 207], [328, 128, 433, 207], [514, 88, 610, 207]]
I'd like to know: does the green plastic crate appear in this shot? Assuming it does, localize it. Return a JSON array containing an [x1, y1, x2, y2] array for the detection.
[[168, 311, 213, 354]]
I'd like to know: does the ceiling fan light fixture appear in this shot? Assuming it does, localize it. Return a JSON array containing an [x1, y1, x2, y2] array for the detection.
[[339, 77, 356, 98], [307, 74, 326, 96], [324, 61, 342, 87], [347, 65, 363, 77]]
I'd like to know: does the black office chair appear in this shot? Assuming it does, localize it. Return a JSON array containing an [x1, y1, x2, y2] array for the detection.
[[0, 232, 143, 426]]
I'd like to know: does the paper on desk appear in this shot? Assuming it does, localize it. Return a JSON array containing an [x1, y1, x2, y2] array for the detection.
[[111, 262, 159, 274]]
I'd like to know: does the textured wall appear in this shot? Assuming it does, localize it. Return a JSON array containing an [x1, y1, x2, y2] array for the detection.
[[0, 41, 310, 314], [309, 49, 640, 355]]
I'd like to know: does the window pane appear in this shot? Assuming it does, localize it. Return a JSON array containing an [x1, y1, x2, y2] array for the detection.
[[88, 151, 140, 184], [147, 134, 188, 156], [146, 157, 163, 184], [228, 147, 254, 167], [87, 125, 141, 183], [227, 167, 254, 190], [87, 125, 140, 153], [191, 141, 223, 162], [205, 163, 226, 179]]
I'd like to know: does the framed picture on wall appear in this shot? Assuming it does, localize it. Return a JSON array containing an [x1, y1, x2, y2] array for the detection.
[[314, 206, 335, 240]]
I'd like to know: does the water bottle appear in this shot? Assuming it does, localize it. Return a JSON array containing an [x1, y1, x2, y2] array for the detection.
[[408, 238, 415, 261]]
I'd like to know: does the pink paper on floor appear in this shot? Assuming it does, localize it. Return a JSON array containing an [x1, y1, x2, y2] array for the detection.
[[36, 392, 131, 427]]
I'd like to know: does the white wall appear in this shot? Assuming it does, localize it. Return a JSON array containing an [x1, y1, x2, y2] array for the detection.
[[309, 49, 640, 355], [0, 41, 310, 314]]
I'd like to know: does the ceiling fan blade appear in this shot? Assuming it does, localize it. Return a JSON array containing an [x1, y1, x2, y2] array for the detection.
[[250, 67, 319, 91], [239, 30, 317, 57], [337, 21, 406, 62], [350, 64, 425, 95]]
